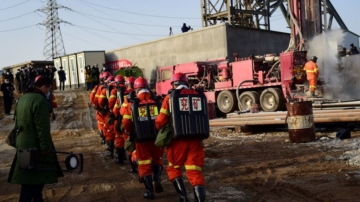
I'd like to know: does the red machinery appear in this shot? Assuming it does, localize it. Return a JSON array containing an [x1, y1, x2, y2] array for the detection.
[[155, 0, 343, 115], [156, 51, 308, 114]]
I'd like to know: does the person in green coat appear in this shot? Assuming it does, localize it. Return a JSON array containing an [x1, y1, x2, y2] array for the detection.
[[90, 65, 100, 87], [8, 76, 63, 202]]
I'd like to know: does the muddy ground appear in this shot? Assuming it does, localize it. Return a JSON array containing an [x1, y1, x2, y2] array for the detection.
[[1, 89, 360, 202]]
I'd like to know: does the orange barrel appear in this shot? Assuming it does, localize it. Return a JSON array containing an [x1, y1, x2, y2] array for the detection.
[[286, 101, 315, 143]]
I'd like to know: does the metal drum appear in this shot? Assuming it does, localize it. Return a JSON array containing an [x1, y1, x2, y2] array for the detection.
[[286, 101, 315, 143]]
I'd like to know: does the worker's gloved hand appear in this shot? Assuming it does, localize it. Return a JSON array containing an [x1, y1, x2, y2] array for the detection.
[[100, 105, 109, 116], [107, 112, 115, 125]]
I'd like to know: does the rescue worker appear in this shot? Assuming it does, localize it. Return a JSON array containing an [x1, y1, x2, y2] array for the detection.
[[155, 73, 208, 202], [303, 56, 319, 97], [91, 72, 111, 145], [118, 76, 139, 172], [110, 75, 127, 164], [122, 77, 164, 199], [349, 43, 359, 55], [98, 75, 116, 157], [90, 72, 104, 143]]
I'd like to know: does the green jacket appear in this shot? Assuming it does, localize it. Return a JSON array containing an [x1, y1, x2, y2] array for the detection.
[[8, 88, 63, 185], [90, 67, 100, 82]]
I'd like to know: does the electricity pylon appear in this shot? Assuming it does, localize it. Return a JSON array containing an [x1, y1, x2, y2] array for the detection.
[[37, 0, 71, 60]]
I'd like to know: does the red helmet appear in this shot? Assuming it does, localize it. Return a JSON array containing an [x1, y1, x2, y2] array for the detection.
[[99, 72, 104, 80], [102, 72, 112, 80], [35, 75, 42, 82], [125, 76, 136, 85], [105, 76, 114, 83], [134, 77, 148, 89], [171, 73, 188, 84], [114, 75, 125, 83]]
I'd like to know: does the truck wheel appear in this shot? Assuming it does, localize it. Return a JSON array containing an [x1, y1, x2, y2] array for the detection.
[[238, 91, 259, 111], [259, 88, 284, 112], [217, 90, 237, 113]]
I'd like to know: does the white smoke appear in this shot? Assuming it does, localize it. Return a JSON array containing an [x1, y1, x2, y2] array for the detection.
[[306, 29, 360, 100]]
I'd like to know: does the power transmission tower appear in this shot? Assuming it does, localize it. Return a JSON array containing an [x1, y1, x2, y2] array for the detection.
[[37, 0, 71, 60]]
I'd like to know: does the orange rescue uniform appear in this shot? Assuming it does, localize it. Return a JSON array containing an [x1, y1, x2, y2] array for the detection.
[[155, 93, 205, 187], [303, 60, 319, 92], [112, 85, 127, 148], [92, 84, 106, 133], [98, 84, 117, 141], [122, 91, 164, 179]]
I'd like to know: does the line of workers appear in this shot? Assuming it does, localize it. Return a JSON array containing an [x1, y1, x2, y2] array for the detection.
[[89, 72, 209, 201]]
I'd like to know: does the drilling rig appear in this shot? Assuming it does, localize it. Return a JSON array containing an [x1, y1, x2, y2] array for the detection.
[[155, 0, 354, 115]]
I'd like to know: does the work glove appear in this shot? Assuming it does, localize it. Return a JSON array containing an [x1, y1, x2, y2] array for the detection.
[[107, 112, 115, 125]]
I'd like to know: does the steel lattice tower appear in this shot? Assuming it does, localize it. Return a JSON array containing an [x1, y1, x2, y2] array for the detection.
[[201, 0, 348, 33], [38, 0, 70, 60]]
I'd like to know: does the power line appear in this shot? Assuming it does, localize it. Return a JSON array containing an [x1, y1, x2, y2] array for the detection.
[[74, 24, 167, 36], [75, 26, 125, 46], [0, 0, 30, 11], [0, 24, 36, 32], [79, 0, 200, 19], [74, 0, 144, 42], [62, 31, 107, 49], [0, 11, 34, 23], [72, 9, 200, 28]]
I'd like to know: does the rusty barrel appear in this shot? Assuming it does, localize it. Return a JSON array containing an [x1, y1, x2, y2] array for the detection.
[[286, 101, 315, 143]]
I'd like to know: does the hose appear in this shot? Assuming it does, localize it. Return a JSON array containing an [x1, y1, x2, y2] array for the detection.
[[287, 0, 304, 51], [266, 60, 280, 79], [236, 80, 256, 108], [196, 67, 207, 88]]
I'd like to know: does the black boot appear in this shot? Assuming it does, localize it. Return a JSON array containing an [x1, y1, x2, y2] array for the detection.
[[193, 186, 205, 202], [114, 148, 125, 164], [100, 131, 105, 145], [172, 178, 189, 202], [129, 155, 138, 173], [106, 141, 114, 157], [143, 176, 155, 199], [152, 164, 163, 193]]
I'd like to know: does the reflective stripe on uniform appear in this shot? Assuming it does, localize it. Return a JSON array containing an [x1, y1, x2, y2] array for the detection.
[[110, 95, 116, 99], [168, 162, 181, 168], [185, 165, 202, 171], [160, 108, 169, 115], [121, 103, 128, 107], [123, 115, 132, 120], [114, 104, 119, 108], [309, 85, 317, 89], [138, 159, 152, 165], [98, 95, 106, 98]]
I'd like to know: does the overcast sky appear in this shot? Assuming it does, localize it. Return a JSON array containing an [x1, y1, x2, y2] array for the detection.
[[0, 0, 359, 69]]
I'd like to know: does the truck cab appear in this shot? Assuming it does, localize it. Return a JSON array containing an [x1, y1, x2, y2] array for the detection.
[[156, 66, 174, 96]]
